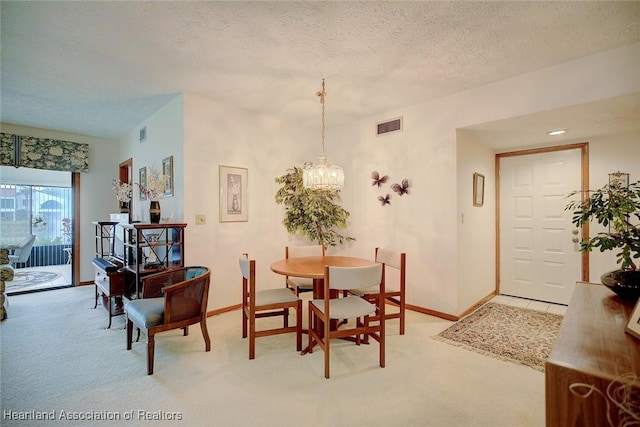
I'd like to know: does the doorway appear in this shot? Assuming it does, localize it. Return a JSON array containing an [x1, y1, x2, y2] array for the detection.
[[497, 143, 588, 305], [0, 167, 75, 294]]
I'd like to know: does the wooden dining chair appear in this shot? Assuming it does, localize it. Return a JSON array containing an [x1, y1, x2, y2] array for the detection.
[[351, 248, 406, 335], [308, 263, 385, 379], [284, 244, 325, 295], [239, 255, 302, 359]]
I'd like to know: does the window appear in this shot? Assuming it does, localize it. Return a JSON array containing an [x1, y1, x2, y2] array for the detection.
[[0, 183, 73, 266]]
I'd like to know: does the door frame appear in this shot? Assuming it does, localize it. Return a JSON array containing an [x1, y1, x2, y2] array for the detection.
[[119, 158, 133, 223], [72, 172, 80, 285], [495, 142, 590, 294]]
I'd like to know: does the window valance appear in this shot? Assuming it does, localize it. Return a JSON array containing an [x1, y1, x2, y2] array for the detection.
[[0, 132, 89, 172]]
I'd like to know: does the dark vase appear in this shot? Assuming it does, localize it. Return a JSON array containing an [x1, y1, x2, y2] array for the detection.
[[149, 200, 161, 224], [601, 270, 640, 302], [119, 201, 129, 213]]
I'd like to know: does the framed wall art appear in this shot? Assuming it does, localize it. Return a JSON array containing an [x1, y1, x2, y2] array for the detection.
[[473, 172, 485, 207], [219, 165, 248, 222], [162, 155, 174, 197], [609, 171, 629, 189], [626, 298, 640, 340], [139, 167, 147, 201]]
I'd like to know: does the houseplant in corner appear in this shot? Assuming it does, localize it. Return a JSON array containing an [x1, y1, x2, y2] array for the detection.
[[566, 174, 640, 300], [275, 165, 354, 247]]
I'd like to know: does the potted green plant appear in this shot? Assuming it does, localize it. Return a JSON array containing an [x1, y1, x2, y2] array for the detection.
[[275, 165, 354, 247], [566, 176, 640, 300]]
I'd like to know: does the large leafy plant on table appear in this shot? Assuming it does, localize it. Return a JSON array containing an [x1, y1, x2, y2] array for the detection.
[[566, 178, 640, 300], [275, 165, 354, 247]]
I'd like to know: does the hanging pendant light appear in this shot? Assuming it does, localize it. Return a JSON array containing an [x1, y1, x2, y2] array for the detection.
[[303, 79, 344, 191]]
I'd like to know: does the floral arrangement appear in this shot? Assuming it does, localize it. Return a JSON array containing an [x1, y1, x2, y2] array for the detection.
[[138, 167, 168, 201], [112, 179, 133, 203]]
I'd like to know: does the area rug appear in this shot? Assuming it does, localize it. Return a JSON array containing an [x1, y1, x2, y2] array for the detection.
[[6, 271, 61, 292], [434, 302, 563, 372]]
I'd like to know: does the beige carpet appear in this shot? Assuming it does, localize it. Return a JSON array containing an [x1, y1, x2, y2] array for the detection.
[[1, 286, 547, 426], [435, 303, 563, 372]]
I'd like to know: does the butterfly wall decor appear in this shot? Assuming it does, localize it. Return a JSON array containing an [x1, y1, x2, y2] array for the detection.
[[371, 171, 389, 188], [378, 194, 391, 206], [391, 179, 410, 196]]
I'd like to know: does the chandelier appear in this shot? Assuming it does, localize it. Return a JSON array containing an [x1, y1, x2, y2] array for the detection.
[[302, 79, 344, 191]]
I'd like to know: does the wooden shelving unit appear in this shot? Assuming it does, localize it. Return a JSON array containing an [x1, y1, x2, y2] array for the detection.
[[119, 223, 187, 298]]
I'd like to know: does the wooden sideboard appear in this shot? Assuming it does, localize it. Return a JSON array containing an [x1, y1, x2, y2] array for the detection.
[[546, 282, 640, 426]]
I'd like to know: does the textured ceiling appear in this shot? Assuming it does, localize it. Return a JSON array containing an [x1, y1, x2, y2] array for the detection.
[[2, 1, 640, 146]]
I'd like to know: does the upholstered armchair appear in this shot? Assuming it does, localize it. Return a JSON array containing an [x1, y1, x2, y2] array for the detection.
[[125, 266, 211, 375]]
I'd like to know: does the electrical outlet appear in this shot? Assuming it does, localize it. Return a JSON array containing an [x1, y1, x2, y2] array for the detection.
[[196, 214, 206, 225]]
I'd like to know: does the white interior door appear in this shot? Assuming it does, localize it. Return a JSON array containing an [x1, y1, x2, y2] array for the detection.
[[499, 148, 582, 304]]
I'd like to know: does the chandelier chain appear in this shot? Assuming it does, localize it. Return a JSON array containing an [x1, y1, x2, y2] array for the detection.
[[303, 78, 343, 191], [317, 78, 326, 155]]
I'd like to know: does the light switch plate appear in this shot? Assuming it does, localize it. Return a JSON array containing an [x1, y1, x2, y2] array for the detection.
[[196, 214, 206, 225]]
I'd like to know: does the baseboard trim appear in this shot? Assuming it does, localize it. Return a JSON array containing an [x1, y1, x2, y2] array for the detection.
[[407, 291, 497, 322], [406, 304, 458, 321]]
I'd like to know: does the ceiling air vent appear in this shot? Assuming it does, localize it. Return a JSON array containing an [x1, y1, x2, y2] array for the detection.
[[376, 117, 402, 136]]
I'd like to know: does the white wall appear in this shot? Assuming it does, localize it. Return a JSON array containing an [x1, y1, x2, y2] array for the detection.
[[119, 95, 184, 223], [329, 42, 640, 316], [329, 104, 460, 315], [182, 93, 317, 310], [456, 131, 496, 310], [584, 131, 640, 280], [0, 123, 120, 283]]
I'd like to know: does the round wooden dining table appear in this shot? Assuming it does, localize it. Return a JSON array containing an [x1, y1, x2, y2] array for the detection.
[[270, 255, 377, 354], [270, 255, 376, 298]]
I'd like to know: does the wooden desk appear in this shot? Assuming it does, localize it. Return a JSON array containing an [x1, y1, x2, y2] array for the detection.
[[270, 255, 376, 298], [545, 282, 640, 426]]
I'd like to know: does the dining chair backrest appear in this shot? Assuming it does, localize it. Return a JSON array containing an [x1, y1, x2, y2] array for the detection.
[[375, 247, 404, 271], [286, 244, 325, 258], [372, 247, 406, 335], [326, 263, 384, 291], [239, 256, 251, 280]]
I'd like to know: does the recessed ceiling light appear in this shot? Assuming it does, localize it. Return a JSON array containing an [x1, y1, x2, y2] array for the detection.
[[547, 129, 567, 136]]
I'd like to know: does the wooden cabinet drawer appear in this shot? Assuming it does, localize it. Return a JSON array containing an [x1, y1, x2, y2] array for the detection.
[[94, 266, 125, 296]]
